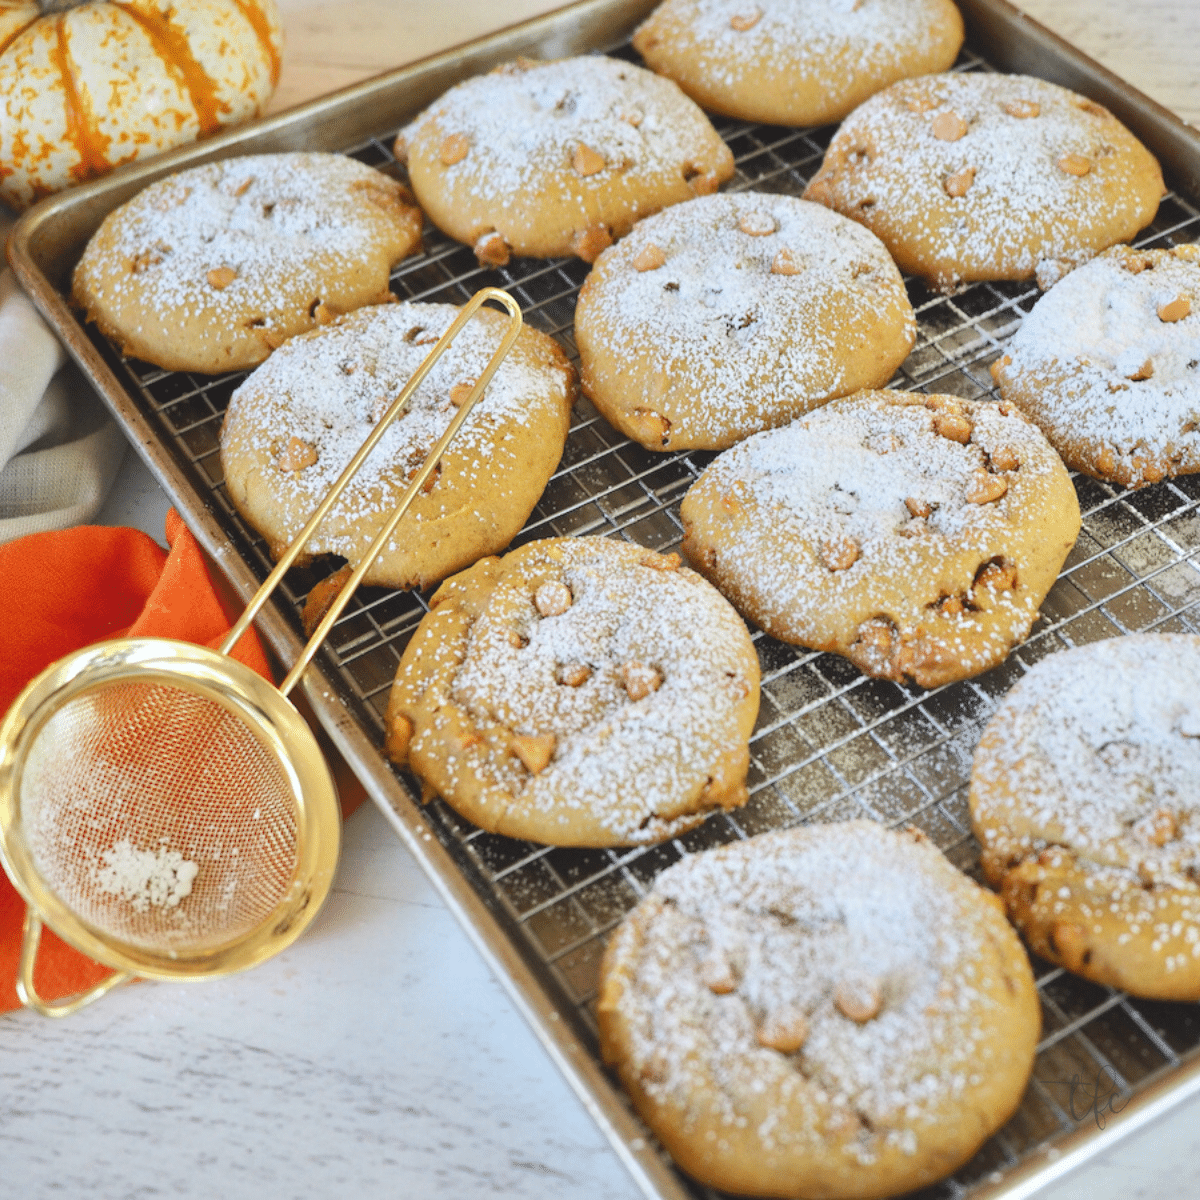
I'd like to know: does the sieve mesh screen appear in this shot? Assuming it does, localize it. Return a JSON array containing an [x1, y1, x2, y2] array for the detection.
[[20, 681, 300, 954]]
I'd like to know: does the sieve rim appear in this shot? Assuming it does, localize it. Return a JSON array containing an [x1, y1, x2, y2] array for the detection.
[[0, 637, 341, 980]]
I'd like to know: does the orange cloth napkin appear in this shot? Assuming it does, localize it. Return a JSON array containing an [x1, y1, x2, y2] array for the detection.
[[0, 510, 275, 1012]]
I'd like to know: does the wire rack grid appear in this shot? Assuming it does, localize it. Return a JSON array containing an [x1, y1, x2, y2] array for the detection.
[[91, 41, 1200, 1200]]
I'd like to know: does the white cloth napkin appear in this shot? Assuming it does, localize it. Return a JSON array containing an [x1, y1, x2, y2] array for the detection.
[[0, 212, 126, 543]]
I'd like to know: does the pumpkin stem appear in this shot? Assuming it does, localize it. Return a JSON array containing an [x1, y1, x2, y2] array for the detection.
[[38, 0, 84, 13]]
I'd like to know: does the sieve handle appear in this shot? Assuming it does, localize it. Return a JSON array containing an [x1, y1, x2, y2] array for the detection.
[[219, 287, 524, 698], [17, 909, 133, 1018]]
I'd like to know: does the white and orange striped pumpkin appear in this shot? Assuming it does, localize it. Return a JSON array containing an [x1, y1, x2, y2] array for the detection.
[[0, 0, 282, 211]]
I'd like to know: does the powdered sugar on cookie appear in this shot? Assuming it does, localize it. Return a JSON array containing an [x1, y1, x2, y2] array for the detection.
[[598, 821, 1038, 1182], [220, 301, 574, 588], [576, 192, 915, 449], [681, 390, 1080, 686], [993, 244, 1200, 487], [805, 74, 1163, 291], [973, 635, 1200, 882], [388, 537, 760, 846]]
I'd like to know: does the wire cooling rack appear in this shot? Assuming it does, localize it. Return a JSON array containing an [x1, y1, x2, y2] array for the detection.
[[86, 41, 1200, 1200]]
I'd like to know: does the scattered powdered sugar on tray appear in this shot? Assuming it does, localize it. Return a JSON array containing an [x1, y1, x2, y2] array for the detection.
[[999, 246, 1200, 462], [93, 839, 200, 914], [602, 821, 1025, 1157], [401, 56, 721, 199], [972, 634, 1200, 883]]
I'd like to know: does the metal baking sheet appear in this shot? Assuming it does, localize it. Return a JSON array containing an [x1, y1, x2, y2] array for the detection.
[[9, 2, 1200, 1197]]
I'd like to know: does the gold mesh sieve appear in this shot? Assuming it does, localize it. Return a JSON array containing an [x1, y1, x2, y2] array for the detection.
[[0, 288, 523, 1016]]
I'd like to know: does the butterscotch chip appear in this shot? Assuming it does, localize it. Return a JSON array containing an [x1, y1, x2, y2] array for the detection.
[[573, 224, 613, 263], [534, 580, 573, 617], [1057, 153, 1092, 176], [399, 56, 732, 262], [633, 0, 964, 127], [220, 300, 575, 590], [820, 535, 860, 572], [449, 381, 476, 407], [700, 950, 737, 994], [440, 133, 471, 165], [597, 821, 1040, 1199], [277, 436, 317, 472], [473, 231, 511, 268], [966, 473, 1009, 504], [931, 110, 967, 141], [970, 634, 1200, 1001], [559, 662, 592, 687], [933, 411, 972, 442], [632, 243, 667, 272], [757, 1006, 809, 1053], [623, 661, 663, 701], [575, 192, 915, 452], [1003, 98, 1041, 118], [383, 536, 760, 846], [737, 211, 777, 236], [804, 73, 1163, 292], [990, 445, 1020, 472], [943, 166, 976, 198], [301, 563, 353, 637], [770, 248, 801, 275], [729, 7, 761, 31], [991, 245, 1200, 488], [835, 976, 882, 1023], [640, 551, 682, 571], [512, 733, 556, 775], [72, 153, 423, 374], [573, 142, 606, 176], [1158, 295, 1191, 322], [680, 390, 1080, 687]]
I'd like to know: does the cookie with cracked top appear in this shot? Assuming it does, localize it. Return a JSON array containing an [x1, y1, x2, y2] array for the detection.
[[803, 73, 1163, 292], [394, 55, 733, 266], [72, 152, 423, 373], [384, 535, 760, 847], [970, 634, 1200, 1001], [632, 0, 964, 128], [575, 191, 915, 451], [992, 242, 1200, 488], [680, 389, 1081, 687], [597, 819, 1040, 1198]]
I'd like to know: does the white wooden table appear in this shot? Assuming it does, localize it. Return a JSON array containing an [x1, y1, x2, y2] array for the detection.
[[4, 3, 1199, 1198]]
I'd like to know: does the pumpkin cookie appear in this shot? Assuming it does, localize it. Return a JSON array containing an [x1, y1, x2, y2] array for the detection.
[[970, 634, 1200, 1001], [395, 55, 733, 266], [384, 536, 760, 847], [597, 820, 1040, 1199], [680, 390, 1081, 688], [219, 301, 575, 590], [992, 243, 1200, 489], [575, 192, 915, 451], [804, 73, 1163, 291], [632, 0, 964, 128], [72, 152, 423, 373]]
